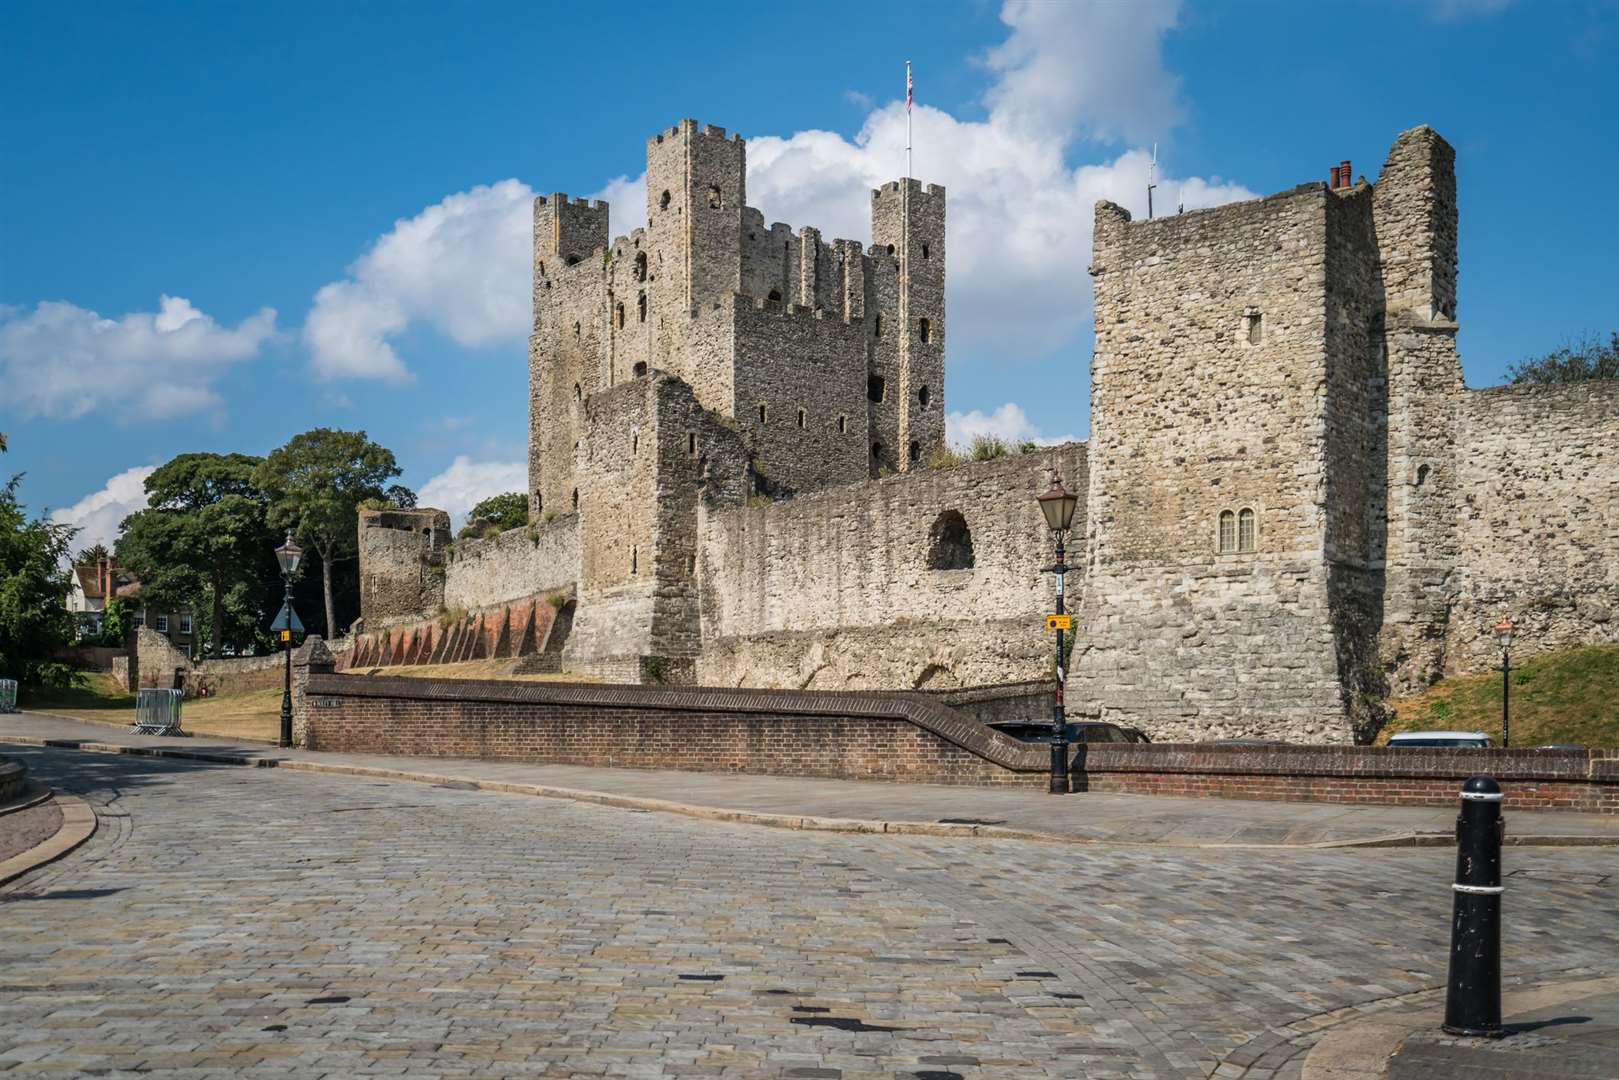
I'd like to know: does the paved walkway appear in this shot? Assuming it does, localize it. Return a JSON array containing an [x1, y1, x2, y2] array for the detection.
[[6, 711, 1619, 848], [3, 743, 1616, 1078]]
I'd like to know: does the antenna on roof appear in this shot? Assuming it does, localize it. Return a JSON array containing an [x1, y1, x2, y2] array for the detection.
[[1147, 143, 1158, 219]]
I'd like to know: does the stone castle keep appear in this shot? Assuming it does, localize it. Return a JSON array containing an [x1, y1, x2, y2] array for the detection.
[[356, 120, 1619, 743]]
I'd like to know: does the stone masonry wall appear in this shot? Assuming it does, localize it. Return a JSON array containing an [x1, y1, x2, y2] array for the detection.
[[1450, 380, 1619, 671], [358, 508, 450, 630], [443, 514, 580, 612], [696, 445, 1086, 690]]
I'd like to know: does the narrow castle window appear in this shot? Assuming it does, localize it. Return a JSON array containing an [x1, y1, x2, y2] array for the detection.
[[1238, 508, 1256, 552], [632, 433, 638, 454], [538, 261, 546, 278], [572, 489, 579, 511], [633, 361, 648, 377], [886, 243, 895, 256], [631, 547, 638, 575], [660, 190, 672, 210], [688, 432, 697, 456], [918, 318, 932, 344], [838, 415, 847, 433], [1416, 464, 1430, 487], [927, 510, 975, 570], [921, 243, 930, 260], [758, 403, 768, 423], [1244, 309, 1263, 345], [918, 385, 930, 408], [767, 288, 782, 303], [1218, 510, 1236, 554], [615, 303, 625, 329], [638, 292, 647, 322], [634, 252, 647, 281], [797, 408, 806, 429], [872, 441, 884, 460], [707, 184, 722, 209], [573, 321, 580, 338], [908, 441, 921, 464], [874, 313, 883, 337], [573, 382, 581, 402], [867, 375, 886, 403]]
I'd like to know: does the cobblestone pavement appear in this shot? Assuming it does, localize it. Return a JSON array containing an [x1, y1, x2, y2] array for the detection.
[[2, 746, 1616, 1079]]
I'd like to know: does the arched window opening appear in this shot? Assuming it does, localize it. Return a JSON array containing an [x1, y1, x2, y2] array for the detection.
[[871, 441, 884, 460], [565, 255, 581, 267], [918, 384, 931, 408], [572, 489, 579, 512], [632, 361, 648, 377], [927, 510, 975, 570], [707, 184, 722, 209], [797, 408, 806, 429], [1218, 510, 1236, 553], [659, 190, 672, 211], [538, 261, 546, 278], [634, 252, 647, 281], [767, 288, 783, 303], [1238, 508, 1256, 553], [867, 375, 886, 403], [886, 243, 895, 256], [908, 441, 921, 464], [615, 303, 625, 329], [536, 494, 542, 513], [1416, 464, 1430, 487], [918, 318, 932, 344], [637, 291, 647, 322], [838, 415, 847, 434]]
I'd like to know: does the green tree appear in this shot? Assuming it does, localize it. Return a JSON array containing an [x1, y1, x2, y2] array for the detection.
[[116, 453, 275, 655], [97, 595, 132, 647], [461, 491, 528, 538], [75, 542, 111, 566], [0, 474, 78, 684], [256, 429, 410, 640], [1507, 332, 1619, 385]]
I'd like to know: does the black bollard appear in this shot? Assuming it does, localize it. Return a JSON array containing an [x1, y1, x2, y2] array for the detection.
[[1443, 775, 1505, 1037]]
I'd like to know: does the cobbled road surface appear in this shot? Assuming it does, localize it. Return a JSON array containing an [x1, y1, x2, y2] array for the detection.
[[2, 745, 1615, 1079]]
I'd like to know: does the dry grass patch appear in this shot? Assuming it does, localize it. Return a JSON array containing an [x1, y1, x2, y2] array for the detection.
[[350, 658, 600, 684]]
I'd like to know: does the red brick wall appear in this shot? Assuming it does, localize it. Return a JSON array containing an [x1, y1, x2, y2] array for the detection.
[[302, 674, 1049, 787]]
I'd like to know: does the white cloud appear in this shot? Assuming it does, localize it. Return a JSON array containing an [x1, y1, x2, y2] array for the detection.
[[947, 403, 1076, 450], [303, 1, 1254, 386], [49, 465, 157, 555], [416, 456, 527, 528], [0, 296, 276, 420], [305, 179, 536, 380]]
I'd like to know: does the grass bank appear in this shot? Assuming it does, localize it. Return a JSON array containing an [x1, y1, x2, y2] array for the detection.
[[20, 672, 285, 742], [1383, 643, 1619, 747]]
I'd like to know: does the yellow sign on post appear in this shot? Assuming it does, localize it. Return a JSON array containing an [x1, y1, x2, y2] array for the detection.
[[280, 630, 292, 642], [1046, 614, 1072, 631]]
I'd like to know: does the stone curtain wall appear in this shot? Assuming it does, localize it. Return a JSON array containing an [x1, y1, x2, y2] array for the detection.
[[302, 674, 1049, 787], [1450, 381, 1619, 671], [357, 508, 450, 629], [443, 514, 580, 612], [695, 445, 1086, 690]]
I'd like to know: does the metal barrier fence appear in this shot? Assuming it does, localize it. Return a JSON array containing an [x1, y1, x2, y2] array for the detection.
[[0, 678, 16, 713], [132, 688, 184, 736]]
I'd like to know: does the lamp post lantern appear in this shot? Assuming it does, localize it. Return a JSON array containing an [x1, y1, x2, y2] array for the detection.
[[1494, 615, 1514, 749], [275, 531, 304, 749], [1036, 474, 1080, 795]]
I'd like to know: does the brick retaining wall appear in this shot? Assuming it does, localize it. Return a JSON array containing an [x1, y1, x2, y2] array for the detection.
[[1074, 743, 1619, 814], [302, 674, 1050, 787], [298, 673, 1619, 811]]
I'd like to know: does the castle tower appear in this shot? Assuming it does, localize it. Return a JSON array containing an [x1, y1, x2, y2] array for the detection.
[[870, 180, 946, 474], [529, 193, 610, 521], [1371, 127, 1464, 692]]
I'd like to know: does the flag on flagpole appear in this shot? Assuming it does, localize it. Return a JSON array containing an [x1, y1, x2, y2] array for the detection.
[[906, 61, 913, 112]]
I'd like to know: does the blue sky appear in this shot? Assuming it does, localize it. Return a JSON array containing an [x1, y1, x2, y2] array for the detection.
[[4, 0, 1617, 546]]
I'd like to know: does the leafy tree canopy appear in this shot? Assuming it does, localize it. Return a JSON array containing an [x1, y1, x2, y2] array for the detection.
[[75, 542, 111, 566], [461, 492, 528, 538], [1, 473, 78, 684], [1507, 332, 1619, 385], [255, 429, 409, 638], [116, 452, 274, 655]]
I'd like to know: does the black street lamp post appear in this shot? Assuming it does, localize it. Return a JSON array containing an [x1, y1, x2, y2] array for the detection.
[[1037, 474, 1079, 795], [275, 531, 303, 749], [1494, 615, 1514, 749]]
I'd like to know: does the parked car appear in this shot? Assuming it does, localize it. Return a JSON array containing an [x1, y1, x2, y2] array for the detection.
[[988, 720, 1150, 745], [1388, 730, 1493, 748]]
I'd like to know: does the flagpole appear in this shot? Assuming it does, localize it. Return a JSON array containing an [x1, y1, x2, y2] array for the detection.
[[905, 59, 912, 180]]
